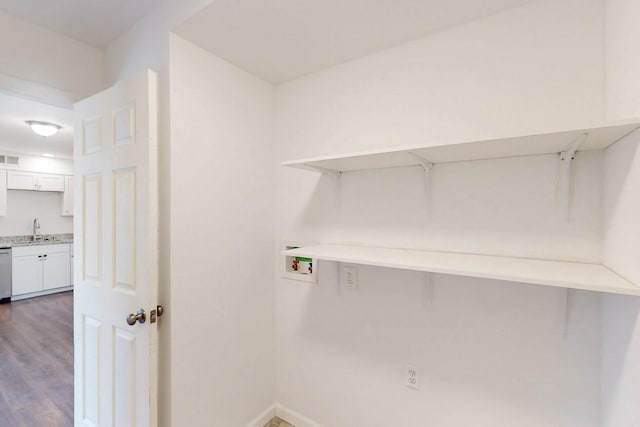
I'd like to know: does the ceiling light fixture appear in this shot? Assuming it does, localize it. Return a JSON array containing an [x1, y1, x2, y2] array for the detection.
[[26, 120, 61, 137], [42, 153, 55, 158]]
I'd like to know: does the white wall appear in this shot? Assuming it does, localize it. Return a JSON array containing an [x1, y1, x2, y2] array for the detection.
[[275, 0, 605, 425], [10, 154, 74, 175], [169, 35, 276, 426], [605, 0, 640, 120], [104, 3, 213, 425], [0, 10, 103, 100], [276, 0, 604, 160], [601, 1, 640, 425], [601, 131, 640, 426], [0, 190, 72, 236]]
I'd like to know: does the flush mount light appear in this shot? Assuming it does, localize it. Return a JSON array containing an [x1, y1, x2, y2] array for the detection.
[[26, 120, 61, 137], [42, 153, 55, 158]]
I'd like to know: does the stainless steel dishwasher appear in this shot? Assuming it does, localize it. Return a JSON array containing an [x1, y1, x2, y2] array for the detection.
[[0, 248, 11, 303]]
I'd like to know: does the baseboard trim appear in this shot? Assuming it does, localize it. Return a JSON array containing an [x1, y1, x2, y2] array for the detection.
[[245, 405, 276, 427], [246, 403, 323, 427], [11, 286, 73, 301], [275, 404, 324, 427]]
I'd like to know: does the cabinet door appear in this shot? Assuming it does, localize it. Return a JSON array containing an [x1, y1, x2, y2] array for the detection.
[[0, 171, 6, 216], [37, 174, 65, 192], [7, 171, 37, 190], [42, 251, 71, 290], [62, 176, 74, 216], [12, 255, 42, 295]]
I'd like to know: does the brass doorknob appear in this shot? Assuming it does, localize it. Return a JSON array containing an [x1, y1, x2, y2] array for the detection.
[[126, 309, 146, 326]]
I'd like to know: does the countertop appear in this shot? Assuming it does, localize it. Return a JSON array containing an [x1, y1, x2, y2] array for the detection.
[[0, 234, 74, 249]]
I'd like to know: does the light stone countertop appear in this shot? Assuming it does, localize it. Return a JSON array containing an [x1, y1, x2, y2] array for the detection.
[[0, 233, 74, 248]]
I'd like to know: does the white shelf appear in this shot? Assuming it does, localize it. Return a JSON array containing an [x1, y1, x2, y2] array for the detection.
[[282, 122, 640, 173], [283, 244, 640, 297]]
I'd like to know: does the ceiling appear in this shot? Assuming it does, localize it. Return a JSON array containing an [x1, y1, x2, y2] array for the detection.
[[0, 0, 162, 47], [0, 92, 73, 159], [174, 0, 535, 83], [0, 0, 534, 159]]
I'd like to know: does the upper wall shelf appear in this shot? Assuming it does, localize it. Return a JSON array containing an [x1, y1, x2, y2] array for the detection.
[[282, 122, 640, 174], [283, 244, 640, 297]]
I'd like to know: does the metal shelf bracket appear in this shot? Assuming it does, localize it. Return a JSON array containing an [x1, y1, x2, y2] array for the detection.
[[302, 163, 342, 177], [423, 272, 435, 307], [557, 133, 588, 221], [409, 152, 434, 214], [559, 287, 569, 337]]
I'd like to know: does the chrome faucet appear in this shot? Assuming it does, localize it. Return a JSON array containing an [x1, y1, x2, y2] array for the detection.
[[33, 218, 40, 241]]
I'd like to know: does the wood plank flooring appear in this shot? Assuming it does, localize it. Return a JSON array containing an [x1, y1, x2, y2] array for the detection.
[[0, 292, 73, 427]]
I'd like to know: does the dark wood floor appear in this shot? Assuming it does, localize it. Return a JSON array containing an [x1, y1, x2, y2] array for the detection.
[[0, 292, 73, 426]]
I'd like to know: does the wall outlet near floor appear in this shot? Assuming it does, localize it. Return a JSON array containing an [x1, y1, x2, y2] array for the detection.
[[406, 365, 419, 390], [340, 265, 358, 289]]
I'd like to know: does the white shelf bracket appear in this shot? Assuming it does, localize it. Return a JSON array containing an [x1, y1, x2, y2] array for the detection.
[[302, 163, 342, 178], [557, 133, 588, 221], [559, 288, 569, 337], [408, 152, 434, 214], [423, 272, 435, 307]]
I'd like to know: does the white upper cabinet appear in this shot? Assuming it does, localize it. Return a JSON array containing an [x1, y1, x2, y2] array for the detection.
[[0, 171, 6, 216], [7, 171, 37, 190], [37, 174, 65, 191], [7, 171, 65, 192]]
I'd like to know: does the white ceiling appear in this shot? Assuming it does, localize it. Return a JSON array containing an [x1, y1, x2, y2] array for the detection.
[[174, 0, 535, 83], [0, 0, 162, 47], [0, 0, 534, 158], [0, 92, 73, 159]]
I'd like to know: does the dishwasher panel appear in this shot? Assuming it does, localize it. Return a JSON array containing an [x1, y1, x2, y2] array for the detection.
[[0, 248, 11, 303]]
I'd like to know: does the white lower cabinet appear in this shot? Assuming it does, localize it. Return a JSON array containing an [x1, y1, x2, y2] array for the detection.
[[12, 244, 71, 297]]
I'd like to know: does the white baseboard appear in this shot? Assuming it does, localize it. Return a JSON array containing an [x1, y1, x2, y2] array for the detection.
[[275, 404, 324, 427], [244, 405, 277, 427], [246, 403, 323, 427], [11, 286, 73, 301]]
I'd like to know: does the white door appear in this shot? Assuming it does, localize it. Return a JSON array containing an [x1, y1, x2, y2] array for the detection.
[[73, 70, 159, 427]]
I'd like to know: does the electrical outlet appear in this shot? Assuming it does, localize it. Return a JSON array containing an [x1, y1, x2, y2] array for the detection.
[[406, 365, 419, 390], [341, 265, 358, 289]]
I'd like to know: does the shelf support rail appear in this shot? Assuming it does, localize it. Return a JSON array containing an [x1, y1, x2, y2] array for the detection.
[[559, 288, 569, 337], [408, 152, 434, 214], [557, 133, 588, 221], [301, 163, 342, 177], [423, 272, 435, 307]]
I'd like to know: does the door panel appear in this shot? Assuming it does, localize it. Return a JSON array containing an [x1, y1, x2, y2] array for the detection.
[[74, 70, 158, 427]]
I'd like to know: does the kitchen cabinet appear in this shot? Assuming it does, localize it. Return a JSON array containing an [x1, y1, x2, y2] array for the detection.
[[0, 171, 6, 216], [62, 175, 74, 216], [12, 244, 72, 297], [7, 171, 65, 192]]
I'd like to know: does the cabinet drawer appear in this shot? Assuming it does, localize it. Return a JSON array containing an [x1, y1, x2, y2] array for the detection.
[[12, 243, 70, 257]]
